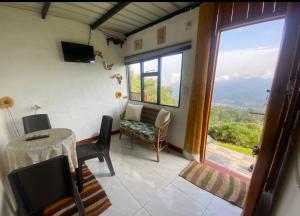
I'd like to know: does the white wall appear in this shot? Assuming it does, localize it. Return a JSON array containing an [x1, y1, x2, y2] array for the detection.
[[272, 123, 300, 216], [0, 6, 127, 215], [0, 6, 127, 142], [0, 5, 199, 214], [124, 8, 199, 149]]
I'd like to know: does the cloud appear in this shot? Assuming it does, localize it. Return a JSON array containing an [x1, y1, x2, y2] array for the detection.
[[215, 47, 280, 81], [161, 55, 182, 86], [170, 73, 180, 83]]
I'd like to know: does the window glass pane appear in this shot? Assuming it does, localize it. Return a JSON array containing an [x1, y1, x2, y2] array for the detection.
[[143, 59, 158, 73], [144, 76, 157, 103], [128, 63, 141, 101], [160, 53, 182, 107]]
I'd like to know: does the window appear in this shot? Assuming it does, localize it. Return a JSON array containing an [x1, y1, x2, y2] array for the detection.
[[128, 63, 141, 101], [144, 59, 158, 73], [127, 53, 183, 107], [144, 76, 158, 103], [160, 54, 182, 106]]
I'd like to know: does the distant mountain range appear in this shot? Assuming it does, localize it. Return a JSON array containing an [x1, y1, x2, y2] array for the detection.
[[212, 78, 273, 110]]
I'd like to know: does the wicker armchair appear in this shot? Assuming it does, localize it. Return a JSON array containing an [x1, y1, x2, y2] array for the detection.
[[119, 107, 170, 162]]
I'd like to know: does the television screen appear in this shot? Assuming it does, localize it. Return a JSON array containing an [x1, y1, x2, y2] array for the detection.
[[61, 41, 95, 63]]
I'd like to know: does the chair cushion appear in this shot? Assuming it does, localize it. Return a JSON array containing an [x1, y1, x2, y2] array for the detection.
[[124, 104, 143, 121], [120, 120, 157, 141], [155, 109, 170, 128]]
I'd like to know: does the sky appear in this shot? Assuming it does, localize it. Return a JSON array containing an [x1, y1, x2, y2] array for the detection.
[[129, 54, 182, 87], [215, 19, 285, 82], [129, 19, 285, 92]]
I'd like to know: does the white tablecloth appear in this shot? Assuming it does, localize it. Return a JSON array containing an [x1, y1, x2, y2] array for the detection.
[[5, 128, 78, 173]]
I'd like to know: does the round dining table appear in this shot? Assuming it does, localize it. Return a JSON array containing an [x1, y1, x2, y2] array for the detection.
[[5, 128, 78, 173]]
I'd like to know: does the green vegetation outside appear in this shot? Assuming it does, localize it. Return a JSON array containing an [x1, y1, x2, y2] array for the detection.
[[129, 73, 178, 106], [129, 69, 264, 155], [209, 122, 262, 149], [208, 106, 264, 155]]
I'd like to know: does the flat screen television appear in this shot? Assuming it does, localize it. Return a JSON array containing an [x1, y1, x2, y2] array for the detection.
[[61, 41, 95, 63]]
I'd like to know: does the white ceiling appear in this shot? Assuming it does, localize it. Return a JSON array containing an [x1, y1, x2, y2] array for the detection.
[[0, 2, 195, 38]]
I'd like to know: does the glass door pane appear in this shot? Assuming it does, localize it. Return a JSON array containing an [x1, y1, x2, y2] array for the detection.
[[143, 76, 157, 103]]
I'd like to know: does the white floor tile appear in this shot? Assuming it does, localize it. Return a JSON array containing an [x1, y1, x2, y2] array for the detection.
[[201, 209, 216, 216], [145, 184, 206, 216], [133, 208, 151, 216], [206, 196, 242, 216], [172, 177, 215, 208], [99, 176, 141, 216], [117, 164, 170, 205], [86, 135, 243, 216]]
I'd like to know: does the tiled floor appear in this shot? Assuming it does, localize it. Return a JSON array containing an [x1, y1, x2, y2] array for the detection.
[[85, 135, 242, 216], [206, 143, 255, 179]]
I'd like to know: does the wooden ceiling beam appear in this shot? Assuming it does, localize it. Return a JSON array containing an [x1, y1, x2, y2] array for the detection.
[[125, 2, 202, 37], [91, 2, 131, 30], [41, 2, 51, 19]]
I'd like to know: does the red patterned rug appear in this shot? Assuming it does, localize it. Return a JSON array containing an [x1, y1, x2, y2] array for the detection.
[[179, 160, 248, 208], [44, 164, 111, 215]]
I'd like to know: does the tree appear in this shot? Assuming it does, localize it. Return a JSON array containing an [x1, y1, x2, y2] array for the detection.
[[209, 122, 262, 148], [161, 86, 177, 106], [129, 73, 141, 93], [129, 73, 177, 106], [208, 105, 264, 149]]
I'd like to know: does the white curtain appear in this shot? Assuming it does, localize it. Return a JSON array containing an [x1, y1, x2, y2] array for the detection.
[[0, 110, 16, 216]]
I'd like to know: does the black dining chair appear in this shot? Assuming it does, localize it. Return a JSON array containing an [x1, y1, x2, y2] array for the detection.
[[76, 115, 115, 191], [8, 155, 85, 216], [22, 114, 52, 134]]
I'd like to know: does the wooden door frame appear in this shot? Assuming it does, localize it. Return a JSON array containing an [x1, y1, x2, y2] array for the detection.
[[200, 5, 286, 163], [202, 3, 300, 216], [203, 13, 286, 164], [199, 9, 221, 162], [243, 3, 300, 216]]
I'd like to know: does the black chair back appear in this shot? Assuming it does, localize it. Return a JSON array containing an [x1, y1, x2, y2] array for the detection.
[[97, 115, 113, 151], [22, 114, 51, 134], [8, 156, 73, 216]]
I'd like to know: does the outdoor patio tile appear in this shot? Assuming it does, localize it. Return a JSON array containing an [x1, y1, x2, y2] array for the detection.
[[206, 155, 229, 164], [206, 143, 253, 178]]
